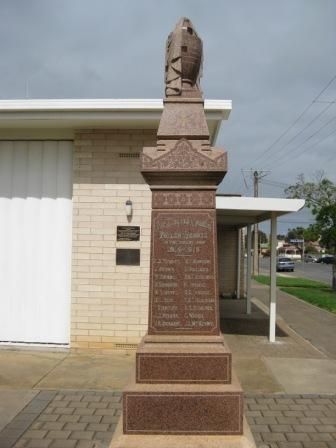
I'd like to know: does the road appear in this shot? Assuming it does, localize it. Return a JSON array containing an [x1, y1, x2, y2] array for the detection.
[[258, 257, 333, 284]]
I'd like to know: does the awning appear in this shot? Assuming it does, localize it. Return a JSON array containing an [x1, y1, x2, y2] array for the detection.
[[216, 196, 305, 226], [215, 195, 305, 343]]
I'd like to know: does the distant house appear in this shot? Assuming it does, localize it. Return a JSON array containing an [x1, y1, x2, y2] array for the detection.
[[277, 244, 302, 260]]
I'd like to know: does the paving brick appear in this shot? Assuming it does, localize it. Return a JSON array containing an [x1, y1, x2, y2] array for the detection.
[[23, 430, 48, 439], [101, 415, 120, 424], [54, 407, 75, 415], [318, 426, 336, 433], [64, 422, 88, 431], [277, 416, 300, 425], [287, 433, 312, 442], [245, 410, 262, 417], [69, 401, 88, 408], [76, 442, 97, 448], [270, 424, 294, 432], [302, 442, 329, 447], [278, 443, 303, 448], [79, 415, 102, 424], [300, 417, 322, 425], [82, 395, 102, 403], [69, 430, 94, 440], [94, 409, 116, 416], [73, 408, 95, 416], [284, 411, 305, 417], [88, 402, 108, 409], [40, 422, 65, 431], [62, 394, 84, 401], [250, 424, 270, 433], [95, 431, 113, 440], [294, 425, 317, 433], [13, 440, 29, 448], [50, 441, 78, 448], [46, 430, 71, 439], [37, 415, 59, 423], [87, 423, 110, 431], [310, 434, 335, 442], [262, 432, 287, 442], [26, 440, 52, 448], [263, 410, 285, 417], [58, 415, 81, 423], [30, 422, 45, 430], [248, 403, 270, 411], [255, 417, 278, 425]]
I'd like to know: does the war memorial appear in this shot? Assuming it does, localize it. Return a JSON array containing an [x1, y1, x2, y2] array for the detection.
[[109, 17, 256, 448]]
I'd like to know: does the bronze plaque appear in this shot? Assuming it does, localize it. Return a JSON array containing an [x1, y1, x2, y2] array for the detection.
[[117, 226, 140, 241], [148, 210, 219, 335], [116, 249, 140, 266]]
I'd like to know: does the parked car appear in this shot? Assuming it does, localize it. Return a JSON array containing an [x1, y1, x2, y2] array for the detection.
[[304, 254, 317, 263], [320, 255, 335, 264], [317, 254, 334, 263], [276, 257, 295, 272]]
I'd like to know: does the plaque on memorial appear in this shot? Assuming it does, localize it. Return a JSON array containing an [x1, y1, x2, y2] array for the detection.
[[116, 248, 140, 266], [117, 226, 140, 241]]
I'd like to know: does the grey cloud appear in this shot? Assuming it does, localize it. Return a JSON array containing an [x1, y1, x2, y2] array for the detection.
[[0, 0, 336, 232]]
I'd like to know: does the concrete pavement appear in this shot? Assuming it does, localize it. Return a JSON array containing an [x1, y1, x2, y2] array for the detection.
[[252, 281, 336, 359]]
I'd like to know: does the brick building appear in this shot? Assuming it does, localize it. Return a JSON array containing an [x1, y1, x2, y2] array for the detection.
[[0, 98, 246, 349]]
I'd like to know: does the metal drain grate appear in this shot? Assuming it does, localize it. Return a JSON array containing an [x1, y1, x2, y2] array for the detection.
[[115, 343, 138, 350], [118, 153, 140, 158]]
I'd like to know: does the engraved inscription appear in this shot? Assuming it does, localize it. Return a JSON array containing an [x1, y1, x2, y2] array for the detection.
[[149, 211, 219, 335], [152, 190, 215, 209]]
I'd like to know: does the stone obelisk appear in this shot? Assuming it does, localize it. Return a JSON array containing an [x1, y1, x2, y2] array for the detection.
[[110, 17, 255, 448]]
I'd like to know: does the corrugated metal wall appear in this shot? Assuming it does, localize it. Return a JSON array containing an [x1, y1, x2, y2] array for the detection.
[[0, 141, 73, 344]]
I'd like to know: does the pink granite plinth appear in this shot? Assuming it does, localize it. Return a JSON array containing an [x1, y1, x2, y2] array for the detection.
[[123, 374, 243, 435], [136, 337, 231, 384], [109, 417, 256, 448]]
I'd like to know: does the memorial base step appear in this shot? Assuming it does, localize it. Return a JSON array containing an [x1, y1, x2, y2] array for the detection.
[[109, 416, 256, 448], [122, 374, 243, 435], [136, 338, 231, 384]]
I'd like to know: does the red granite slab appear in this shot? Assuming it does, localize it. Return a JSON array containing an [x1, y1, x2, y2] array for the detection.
[[148, 209, 220, 336], [123, 376, 243, 435], [136, 341, 231, 384]]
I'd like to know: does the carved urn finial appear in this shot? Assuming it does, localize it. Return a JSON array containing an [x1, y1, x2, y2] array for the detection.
[[165, 17, 203, 98]]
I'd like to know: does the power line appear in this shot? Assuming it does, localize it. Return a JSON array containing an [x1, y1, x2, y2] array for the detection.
[[253, 73, 336, 165], [260, 101, 335, 167], [262, 113, 336, 170]]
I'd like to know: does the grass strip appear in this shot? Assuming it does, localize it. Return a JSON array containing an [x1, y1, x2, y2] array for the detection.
[[253, 275, 336, 314], [280, 287, 336, 313], [254, 275, 328, 289]]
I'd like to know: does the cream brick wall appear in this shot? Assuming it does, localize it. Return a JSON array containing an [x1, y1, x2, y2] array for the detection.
[[71, 129, 156, 349], [217, 226, 244, 298]]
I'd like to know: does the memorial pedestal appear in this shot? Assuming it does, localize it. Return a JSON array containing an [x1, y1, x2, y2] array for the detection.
[[109, 17, 256, 448]]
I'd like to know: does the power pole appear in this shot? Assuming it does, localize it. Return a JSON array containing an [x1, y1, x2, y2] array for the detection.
[[252, 170, 270, 275], [241, 169, 271, 276], [253, 171, 259, 276]]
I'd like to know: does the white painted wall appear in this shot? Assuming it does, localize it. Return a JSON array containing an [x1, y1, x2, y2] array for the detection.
[[0, 141, 73, 344]]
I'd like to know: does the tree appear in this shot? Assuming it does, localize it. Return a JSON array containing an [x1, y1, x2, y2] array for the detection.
[[244, 230, 268, 248], [286, 226, 305, 242], [285, 173, 336, 290], [277, 234, 286, 240], [303, 225, 319, 243]]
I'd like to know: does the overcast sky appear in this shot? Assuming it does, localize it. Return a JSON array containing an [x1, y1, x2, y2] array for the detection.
[[1, 0, 336, 233]]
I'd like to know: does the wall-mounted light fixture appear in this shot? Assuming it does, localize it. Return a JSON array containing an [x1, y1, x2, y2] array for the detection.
[[125, 199, 133, 217]]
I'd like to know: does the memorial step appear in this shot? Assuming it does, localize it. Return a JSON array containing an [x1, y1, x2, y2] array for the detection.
[[122, 374, 243, 435], [136, 339, 232, 384]]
